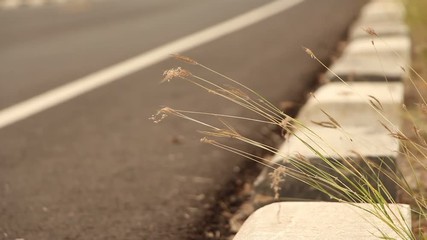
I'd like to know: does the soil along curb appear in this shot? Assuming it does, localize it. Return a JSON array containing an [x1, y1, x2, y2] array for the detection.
[[234, 0, 412, 239]]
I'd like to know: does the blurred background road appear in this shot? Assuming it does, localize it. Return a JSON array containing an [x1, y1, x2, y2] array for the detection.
[[0, 0, 366, 239]]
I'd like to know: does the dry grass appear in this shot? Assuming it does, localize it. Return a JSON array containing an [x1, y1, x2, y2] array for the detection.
[[152, 52, 423, 239], [397, 0, 427, 237], [152, 2, 427, 236]]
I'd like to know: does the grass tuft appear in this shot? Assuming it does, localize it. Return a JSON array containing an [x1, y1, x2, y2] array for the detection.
[[152, 1, 427, 236]]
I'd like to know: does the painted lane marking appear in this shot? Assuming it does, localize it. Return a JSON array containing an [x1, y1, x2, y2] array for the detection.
[[2, 0, 22, 9]]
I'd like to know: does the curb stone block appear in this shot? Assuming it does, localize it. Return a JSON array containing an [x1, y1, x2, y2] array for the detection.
[[349, 20, 409, 39], [326, 54, 408, 81], [254, 155, 398, 202], [277, 125, 400, 159], [233, 202, 411, 240], [346, 36, 411, 56], [296, 81, 403, 130], [274, 81, 403, 160], [326, 36, 411, 81], [252, 82, 403, 201], [358, 0, 405, 23]]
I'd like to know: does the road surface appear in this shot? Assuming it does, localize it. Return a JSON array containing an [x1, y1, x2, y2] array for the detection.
[[0, 0, 366, 239]]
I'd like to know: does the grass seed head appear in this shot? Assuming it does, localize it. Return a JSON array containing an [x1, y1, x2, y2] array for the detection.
[[363, 27, 378, 37], [200, 137, 215, 144], [303, 47, 315, 59], [149, 107, 178, 123], [162, 67, 192, 83], [321, 109, 341, 128], [269, 166, 287, 200], [172, 54, 198, 65], [201, 129, 241, 139], [391, 132, 410, 141], [368, 95, 384, 111]]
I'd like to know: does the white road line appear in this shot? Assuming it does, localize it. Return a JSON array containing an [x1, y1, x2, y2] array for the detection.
[[1, 0, 22, 9], [0, 0, 304, 129]]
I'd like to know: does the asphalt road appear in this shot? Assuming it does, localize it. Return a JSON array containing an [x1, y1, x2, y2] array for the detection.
[[0, 0, 366, 239]]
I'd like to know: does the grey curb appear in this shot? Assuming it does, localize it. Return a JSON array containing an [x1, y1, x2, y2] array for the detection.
[[234, 0, 412, 239]]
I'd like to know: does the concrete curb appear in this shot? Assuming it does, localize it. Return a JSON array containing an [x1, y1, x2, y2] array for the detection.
[[233, 0, 413, 239], [235, 202, 411, 240]]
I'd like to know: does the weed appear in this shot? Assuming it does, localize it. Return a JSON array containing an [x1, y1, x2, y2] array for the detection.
[[151, 2, 427, 237]]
